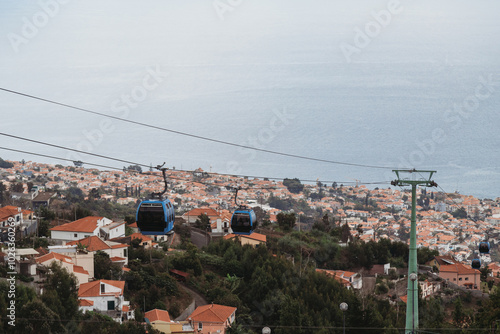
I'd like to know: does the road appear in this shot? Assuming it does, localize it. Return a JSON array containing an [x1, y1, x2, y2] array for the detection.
[[174, 283, 208, 321], [190, 228, 210, 249]]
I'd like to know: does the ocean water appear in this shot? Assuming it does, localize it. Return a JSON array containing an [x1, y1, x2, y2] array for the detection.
[[0, 0, 499, 199]]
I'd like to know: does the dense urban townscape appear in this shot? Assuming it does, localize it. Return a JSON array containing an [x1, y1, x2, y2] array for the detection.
[[0, 158, 499, 333]]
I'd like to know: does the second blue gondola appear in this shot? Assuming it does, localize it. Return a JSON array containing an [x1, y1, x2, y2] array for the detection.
[[479, 241, 490, 254], [471, 258, 481, 269], [231, 208, 256, 235]]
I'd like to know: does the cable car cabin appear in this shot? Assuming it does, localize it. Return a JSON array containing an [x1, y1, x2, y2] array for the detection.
[[231, 209, 256, 235], [136, 199, 175, 235], [471, 258, 481, 270], [479, 241, 490, 254]]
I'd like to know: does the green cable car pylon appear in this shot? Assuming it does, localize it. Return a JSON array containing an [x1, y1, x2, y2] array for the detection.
[[391, 169, 437, 334]]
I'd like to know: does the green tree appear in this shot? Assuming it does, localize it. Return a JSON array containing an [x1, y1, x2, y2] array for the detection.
[[452, 297, 471, 328], [66, 187, 85, 203], [41, 262, 79, 321], [94, 251, 123, 280], [480, 265, 492, 281], [10, 182, 24, 193], [419, 297, 446, 330], [126, 164, 143, 173], [0, 157, 14, 168], [341, 223, 351, 243], [195, 213, 211, 230], [276, 212, 296, 232], [0, 181, 6, 205], [451, 207, 468, 219], [88, 187, 100, 200], [15, 300, 65, 334], [283, 178, 304, 194]]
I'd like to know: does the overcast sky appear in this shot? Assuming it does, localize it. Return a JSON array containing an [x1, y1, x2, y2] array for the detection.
[[1, 0, 499, 198]]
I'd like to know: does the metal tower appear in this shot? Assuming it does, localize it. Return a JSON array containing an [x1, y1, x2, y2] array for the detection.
[[391, 169, 437, 334]]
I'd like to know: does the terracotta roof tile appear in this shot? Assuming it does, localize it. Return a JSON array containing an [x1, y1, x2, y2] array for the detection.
[[50, 216, 103, 233], [79, 299, 94, 307], [73, 265, 89, 275], [67, 236, 110, 252], [189, 304, 236, 323], [36, 252, 73, 264], [78, 279, 125, 298], [145, 309, 171, 322]]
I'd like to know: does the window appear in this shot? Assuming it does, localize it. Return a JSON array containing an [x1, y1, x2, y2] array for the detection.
[[107, 300, 115, 310], [465, 277, 469, 281], [124, 249, 127, 257], [453, 278, 456, 281], [198, 323, 203, 330], [74, 234, 78, 238], [459, 277, 462, 281], [101, 284, 105, 294]]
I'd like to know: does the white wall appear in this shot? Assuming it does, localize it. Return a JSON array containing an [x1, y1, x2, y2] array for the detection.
[[51, 230, 98, 242]]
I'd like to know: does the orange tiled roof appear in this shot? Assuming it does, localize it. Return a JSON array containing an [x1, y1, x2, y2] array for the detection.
[[79, 299, 94, 307], [189, 304, 236, 323], [224, 233, 266, 243], [0, 205, 21, 221], [67, 236, 110, 252], [183, 207, 220, 218], [50, 216, 103, 233], [145, 309, 171, 323], [73, 265, 89, 275], [130, 233, 152, 242], [36, 252, 73, 264], [78, 279, 125, 298], [440, 263, 479, 275]]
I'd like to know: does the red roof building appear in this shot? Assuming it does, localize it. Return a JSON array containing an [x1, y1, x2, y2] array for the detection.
[[188, 304, 236, 334], [439, 263, 481, 290], [78, 279, 134, 323]]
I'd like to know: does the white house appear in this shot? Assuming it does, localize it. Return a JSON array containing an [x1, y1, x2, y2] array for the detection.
[[50, 216, 125, 242], [316, 269, 363, 290], [15, 248, 39, 276], [66, 235, 128, 267], [78, 279, 134, 323], [0, 205, 23, 227], [419, 279, 441, 299], [48, 245, 96, 278], [210, 217, 233, 236], [36, 252, 90, 286]]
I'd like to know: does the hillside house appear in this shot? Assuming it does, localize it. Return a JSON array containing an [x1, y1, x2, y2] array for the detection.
[[223, 233, 266, 248], [182, 208, 221, 224], [187, 304, 236, 334], [50, 216, 125, 242], [315, 269, 363, 290], [144, 309, 194, 333], [36, 252, 90, 286], [439, 263, 481, 290], [78, 279, 134, 323], [66, 235, 129, 268]]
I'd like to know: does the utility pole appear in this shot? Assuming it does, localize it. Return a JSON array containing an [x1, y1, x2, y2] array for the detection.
[[391, 169, 437, 334]]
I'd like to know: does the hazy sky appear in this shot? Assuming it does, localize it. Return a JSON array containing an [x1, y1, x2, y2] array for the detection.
[[1, 0, 499, 198]]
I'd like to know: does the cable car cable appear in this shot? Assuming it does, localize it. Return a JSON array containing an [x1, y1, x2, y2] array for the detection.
[[0, 87, 398, 170]]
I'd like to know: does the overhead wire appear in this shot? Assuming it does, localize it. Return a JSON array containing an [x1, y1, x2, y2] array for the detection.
[[0, 133, 391, 187], [0, 317, 494, 331], [0, 87, 398, 170]]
